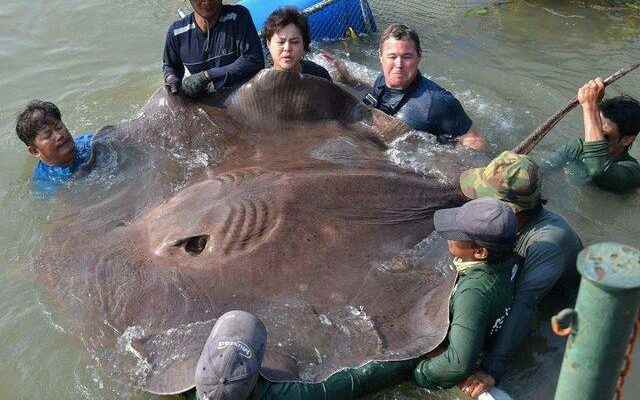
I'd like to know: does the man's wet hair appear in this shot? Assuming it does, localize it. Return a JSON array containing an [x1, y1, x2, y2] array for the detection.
[[16, 100, 62, 146], [379, 23, 422, 57], [263, 7, 311, 51], [601, 95, 640, 138]]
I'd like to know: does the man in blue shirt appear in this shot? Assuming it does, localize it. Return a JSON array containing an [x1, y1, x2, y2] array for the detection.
[[15, 100, 94, 196], [322, 24, 486, 151], [163, 0, 264, 98]]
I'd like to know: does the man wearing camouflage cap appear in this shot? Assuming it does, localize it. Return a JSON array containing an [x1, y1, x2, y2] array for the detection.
[[456, 151, 582, 397]]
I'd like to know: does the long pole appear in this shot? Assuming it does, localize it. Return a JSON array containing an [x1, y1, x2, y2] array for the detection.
[[512, 63, 640, 155]]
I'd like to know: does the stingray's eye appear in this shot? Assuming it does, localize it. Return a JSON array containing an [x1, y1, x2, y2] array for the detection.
[[175, 235, 210, 256]]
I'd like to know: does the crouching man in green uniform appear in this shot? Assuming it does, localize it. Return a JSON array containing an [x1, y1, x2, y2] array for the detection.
[[191, 198, 516, 400], [412, 198, 516, 396], [551, 78, 640, 192]]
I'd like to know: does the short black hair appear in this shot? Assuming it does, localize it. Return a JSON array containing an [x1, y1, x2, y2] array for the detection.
[[263, 7, 311, 51], [601, 95, 640, 138], [16, 100, 62, 146], [379, 23, 422, 57]]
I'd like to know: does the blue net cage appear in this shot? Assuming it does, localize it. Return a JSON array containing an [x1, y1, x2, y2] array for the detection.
[[239, 0, 377, 41]]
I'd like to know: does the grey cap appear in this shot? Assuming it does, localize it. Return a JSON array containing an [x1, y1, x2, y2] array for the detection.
[[434, 197, 517, 248], [195, 310, 267, 400]]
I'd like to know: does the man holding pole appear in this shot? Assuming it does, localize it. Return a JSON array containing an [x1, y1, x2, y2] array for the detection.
[[551, 78, 640, 192]]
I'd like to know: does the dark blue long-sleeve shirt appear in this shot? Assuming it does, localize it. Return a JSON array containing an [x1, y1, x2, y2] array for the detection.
[[162, 5, 264, 90]]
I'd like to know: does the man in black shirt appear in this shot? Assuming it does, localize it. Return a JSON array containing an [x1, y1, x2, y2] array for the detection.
[[162, 0, 264, 98]]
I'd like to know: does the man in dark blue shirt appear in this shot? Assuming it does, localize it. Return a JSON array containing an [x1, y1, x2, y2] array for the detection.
[[163, 0, 264, 98], [323, 24, 486, 150]]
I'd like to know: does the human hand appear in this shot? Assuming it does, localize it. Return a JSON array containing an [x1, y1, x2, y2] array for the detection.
[[457, 128, 487, 151], [319, 50, 351, 83], [458, 370, 495, 398], [319, 50, 338, 65], [164, 74, 181, 95], [205, 82, 217, 97], [182, 71, 211, 98], [577, 77, 605, 107]]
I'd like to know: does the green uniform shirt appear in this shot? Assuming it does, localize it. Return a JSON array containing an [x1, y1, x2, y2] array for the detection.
[[554, 138, 640, 192], [252, 359, 417, 400], [413, 261, 513, 390]]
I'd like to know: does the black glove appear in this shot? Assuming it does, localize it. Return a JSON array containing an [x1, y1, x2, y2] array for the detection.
[[164, 74, 180, 95], [205, 82, 218, 96], [182, 71, 211, 98]]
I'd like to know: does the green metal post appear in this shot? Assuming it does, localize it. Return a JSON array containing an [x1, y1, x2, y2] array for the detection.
[[554, 242, 640, 400]]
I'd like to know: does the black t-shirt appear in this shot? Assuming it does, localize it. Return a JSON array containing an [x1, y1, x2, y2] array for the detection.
[[300, 60, 332, 81]]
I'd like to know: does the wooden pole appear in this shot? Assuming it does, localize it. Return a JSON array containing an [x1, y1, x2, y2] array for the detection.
[[512, 63, 640, 155]]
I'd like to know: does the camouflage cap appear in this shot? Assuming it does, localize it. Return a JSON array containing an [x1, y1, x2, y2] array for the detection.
[[459, 151, 541, 212]]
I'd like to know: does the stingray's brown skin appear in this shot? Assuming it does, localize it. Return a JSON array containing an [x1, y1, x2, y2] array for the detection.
[[36, 70, 483, 396]]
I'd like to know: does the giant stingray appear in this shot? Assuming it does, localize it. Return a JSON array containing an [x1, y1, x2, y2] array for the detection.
[[36, 70, 487, 396]]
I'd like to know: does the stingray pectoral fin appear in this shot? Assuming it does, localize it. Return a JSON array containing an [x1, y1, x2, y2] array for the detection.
[[139, 320, 217, 395], [144, 355, 198, 395], [349, 236, 456, 357], [368, 107, 412, 144], [260, 351, 301, 382]]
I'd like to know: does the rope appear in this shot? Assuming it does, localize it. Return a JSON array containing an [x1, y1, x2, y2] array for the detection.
[[615, 313, 640, 400]]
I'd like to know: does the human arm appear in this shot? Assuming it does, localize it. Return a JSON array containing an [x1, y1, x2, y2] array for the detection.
[[457, 127, 487, 151], [548, 79, 610, 170], [427, 90, 477, 149], [458, 370, 496, 398], [546, 138, 584, 168], [164, 74, 180, 95], [482, 241, 566, 381], [413, 287, 489, 390], [578, 78, 606, 144], [162, 26, 185, 92], [319, 51, 372, 92], [204, 8, 264, 90], [253, 360, 417, 400]]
